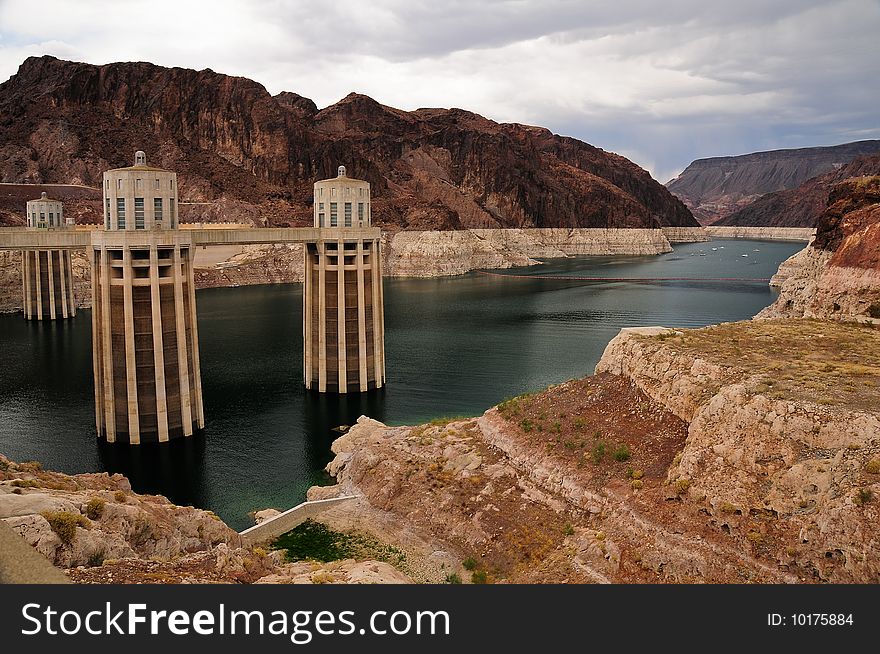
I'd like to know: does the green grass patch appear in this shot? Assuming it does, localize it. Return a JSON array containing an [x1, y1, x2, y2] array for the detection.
[[429, 416, 469, 427], [271, 519, 406, 566]]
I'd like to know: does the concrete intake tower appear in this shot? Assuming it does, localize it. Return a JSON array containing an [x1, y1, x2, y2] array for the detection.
[[92, 151, 204, 443], [304, 166, 386, 392], [21, 192, 76, 320]]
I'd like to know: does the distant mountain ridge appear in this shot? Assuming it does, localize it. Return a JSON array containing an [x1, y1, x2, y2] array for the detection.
[[0, 55, 696, 229], [716, 154, 880, 227], [667, 140, 880, 224]]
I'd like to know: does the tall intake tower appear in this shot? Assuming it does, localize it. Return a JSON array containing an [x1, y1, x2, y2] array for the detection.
[[92, 151, 204, 443], [304, 165, 385, 392], [22, 192, 76, 320]]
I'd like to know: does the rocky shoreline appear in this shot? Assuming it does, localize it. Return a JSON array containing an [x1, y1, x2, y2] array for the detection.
[[306, 319, 880, 583], [2, 314, 878, 583]]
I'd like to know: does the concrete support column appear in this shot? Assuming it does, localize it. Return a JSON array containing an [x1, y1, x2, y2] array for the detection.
[[99, 247, 116, 443], [58, 250, 69, 319], [356, 240, 368, 392], [303, 245, 313, 389], [21, 252, 30, 320], [317, 243, 327, 392], [67, 253, 76, 317], [185, 246, 204, 428], [149, 244, 169, 442], [172, 244, 193, 436], [371, 239, 384, 386], [46, 250, 56, 320], [90, 249, 103, 436], [121, 247, 140, 444], [337, 245, 347, 393], [34, 251, 42, 321]]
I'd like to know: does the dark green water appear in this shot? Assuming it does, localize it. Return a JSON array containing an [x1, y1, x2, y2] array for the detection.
[[0, 239, 803, 529]]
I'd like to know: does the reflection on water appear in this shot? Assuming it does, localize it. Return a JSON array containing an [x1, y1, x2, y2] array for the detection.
[[0, 239, 804, 529]]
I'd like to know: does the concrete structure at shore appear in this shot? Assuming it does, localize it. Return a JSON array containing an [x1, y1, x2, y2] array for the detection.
[[21, 192, 76, 320], [91, 152, 204, 443], [304, 166, 385, 392]]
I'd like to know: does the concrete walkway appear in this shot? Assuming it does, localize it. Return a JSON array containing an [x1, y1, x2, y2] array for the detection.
[[239, 496, 360, 546]]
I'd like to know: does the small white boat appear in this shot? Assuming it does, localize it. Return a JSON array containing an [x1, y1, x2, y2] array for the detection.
[[741, 254, 749, 257]]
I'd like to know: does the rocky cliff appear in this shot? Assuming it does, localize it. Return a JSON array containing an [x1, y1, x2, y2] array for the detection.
[[0, 55, 696, 230], [0, 454, 409, 584], [717, 154, 880, 227], [312, 319, 880, 583], [667, 142, 880, 224], [759, 176, 880, 321]]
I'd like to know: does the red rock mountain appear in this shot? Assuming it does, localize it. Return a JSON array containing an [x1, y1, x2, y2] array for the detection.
[[667, 141, 880, 224], [0, 55, 696, 229], [813, 175, 880, 270], [716, 154, 880, 228]]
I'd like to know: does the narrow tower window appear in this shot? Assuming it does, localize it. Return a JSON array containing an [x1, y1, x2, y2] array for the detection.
[[344, 202, 352, 227], [154, 197, 163, 222], [330, 202, 338, 227], [134, 198, 145, 229], [117, 198, 126, 229]]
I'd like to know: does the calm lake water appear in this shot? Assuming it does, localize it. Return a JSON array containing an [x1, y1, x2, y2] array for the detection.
[[0, 238, 803, 529]]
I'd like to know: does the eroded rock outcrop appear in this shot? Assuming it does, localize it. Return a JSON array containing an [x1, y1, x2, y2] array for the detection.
[[759, 176, 880, 321], [0, 454, 411, 584], [314, 319, 880, 583]]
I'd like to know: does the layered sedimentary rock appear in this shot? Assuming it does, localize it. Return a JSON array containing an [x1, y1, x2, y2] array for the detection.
[[660, 226, 709, 243], [759, 176, 880, 321], [668, 142, 880, 224], [382, 228, 673, 277], [313, 319, 880, 583], [717, 154, 880, 227], [704, 226, 815, 241], [0, 55, 696, 231]]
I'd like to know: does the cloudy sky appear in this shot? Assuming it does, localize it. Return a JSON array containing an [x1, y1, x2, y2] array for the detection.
[[1, 0, 877, 182]]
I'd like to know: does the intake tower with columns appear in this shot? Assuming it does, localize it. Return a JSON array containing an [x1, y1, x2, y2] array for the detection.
[[304, 166, 385, 392], [0, 154, 387, 445], [92, 152, 204, 444], [21, 192, 76, 320]]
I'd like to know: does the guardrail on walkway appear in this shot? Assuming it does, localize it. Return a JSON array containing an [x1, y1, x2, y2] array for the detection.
[[239, 495, 360, 546]]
